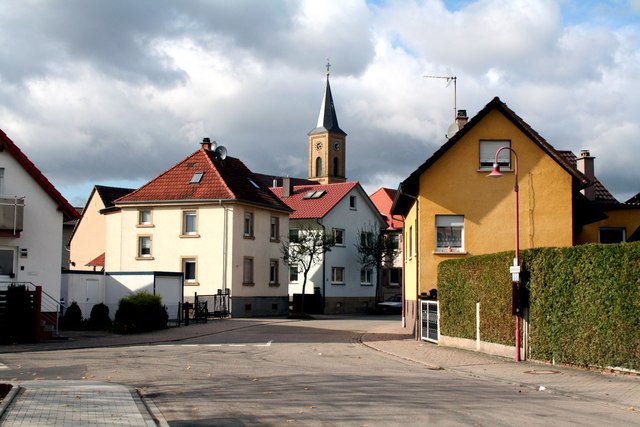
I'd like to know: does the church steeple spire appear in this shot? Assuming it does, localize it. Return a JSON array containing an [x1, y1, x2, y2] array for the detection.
[[307, 60, 347, 185], [308, 60, 346, 136]]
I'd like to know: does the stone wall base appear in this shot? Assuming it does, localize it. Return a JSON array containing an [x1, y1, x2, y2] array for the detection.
[[323, 296, 376, 314], [438, 335, 519, 359], [232, 296, 289, 318]]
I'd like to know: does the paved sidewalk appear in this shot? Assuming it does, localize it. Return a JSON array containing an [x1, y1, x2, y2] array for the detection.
[[361, 323, 640, 412], [0, 381, 158, 426]]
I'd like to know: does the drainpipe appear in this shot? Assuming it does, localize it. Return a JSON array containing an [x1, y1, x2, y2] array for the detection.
[[220, 200, 228, 293], [391, 214, 406, 328], [316, 218, 326, 313]]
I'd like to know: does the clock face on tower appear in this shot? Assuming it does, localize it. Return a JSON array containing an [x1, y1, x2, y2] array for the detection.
[[333, 142, 340, 151], [315, 141, 323, 150]]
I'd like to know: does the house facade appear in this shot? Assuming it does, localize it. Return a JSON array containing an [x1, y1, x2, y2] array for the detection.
[[0, 129, 79, 299], [391, 97, 604, 334], [272, 180, 387, 313], [69, 185, 134, 271], [106, 139, 292, 317]]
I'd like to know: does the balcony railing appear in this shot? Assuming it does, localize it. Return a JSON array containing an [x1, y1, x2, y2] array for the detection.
[[0, 196, 24, 235]]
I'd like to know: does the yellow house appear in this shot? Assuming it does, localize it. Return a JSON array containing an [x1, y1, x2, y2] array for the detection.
[[105, 138, 292, 317], [391, 97, 640, 335]]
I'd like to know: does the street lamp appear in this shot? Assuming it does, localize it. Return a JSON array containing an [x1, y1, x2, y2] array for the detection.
[[487, 146, 522, 362]]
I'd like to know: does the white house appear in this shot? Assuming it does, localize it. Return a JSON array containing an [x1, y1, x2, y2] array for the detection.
[[271, 179, 387, 313], [0, 129, 79, 300]]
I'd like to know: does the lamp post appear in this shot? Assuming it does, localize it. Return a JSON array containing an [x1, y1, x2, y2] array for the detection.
[[487, 146, 521, 362]]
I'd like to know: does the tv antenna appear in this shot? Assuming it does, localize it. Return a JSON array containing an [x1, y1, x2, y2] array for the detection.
[[424, 74, 457, 121]]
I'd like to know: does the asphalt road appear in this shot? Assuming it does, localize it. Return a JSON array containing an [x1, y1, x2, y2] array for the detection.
[[1, 316, 638, 426]]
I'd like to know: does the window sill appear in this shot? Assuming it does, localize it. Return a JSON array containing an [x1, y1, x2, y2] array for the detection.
[[269, 283, 280, 287], [433, 250, 468, 256], [243, 235, 255, 240], [360, 283, 373, 286], [242, 282, 255, 286], [334, 244, 345, 247], [388, 284, 401, 287], [184, 282, 200, 286], [180, 234, 200, 238], [478, 167, 513, 173], [270, 238, 280, 243], [136, 224, 154, 228], [331, 282, 345, 286], [136, 256, 155, 260]]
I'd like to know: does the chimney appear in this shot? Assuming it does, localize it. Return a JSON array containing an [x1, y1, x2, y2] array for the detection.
[[282, 176, 293, 198], [456, 109, 468, 130], [201, 137, 212, 151], [576, 149, 595, 200]]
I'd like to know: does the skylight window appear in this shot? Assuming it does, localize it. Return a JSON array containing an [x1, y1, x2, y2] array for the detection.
[[303, 190, 326, 199], [190, 172, 204, 184], [248, 178, 259, 188]]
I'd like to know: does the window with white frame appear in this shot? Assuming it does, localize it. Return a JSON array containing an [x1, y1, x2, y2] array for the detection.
[[243, 257, 254, 284], [333, 228, 345, 246], [360, 231, 373, 247], [479, 140, 511, 170], [183, 210, 197, 235], [270, 217, 279, 241], [360, 269, 372, 285], [435, 215, 464, 252], [139, 209, 152, 226], [269, 259, 279, 285], [138, 236, 152, 258], [408, 226, 413, 258], [599, 227, 626, 244], [244, 212, 254, 238], [289, 265, 299, 282], [390, 233, 400, 251], [183, 258, 196, 284], [331, 266, 345, 284]]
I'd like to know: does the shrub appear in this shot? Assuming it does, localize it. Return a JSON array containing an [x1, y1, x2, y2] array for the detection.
[[114, 292, 168, 333], [61, 301, 83, 330], [88, 303, 111, 330]]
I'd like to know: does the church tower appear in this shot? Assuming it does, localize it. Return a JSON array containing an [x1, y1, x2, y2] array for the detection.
[[308, 62, 347, 184]]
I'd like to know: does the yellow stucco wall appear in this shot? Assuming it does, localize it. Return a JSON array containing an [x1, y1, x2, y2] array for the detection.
[[413, 109, 575, 293], [104, 202, 289, 299], [575, 207, 640, 244], [69, 191, 106, 270]]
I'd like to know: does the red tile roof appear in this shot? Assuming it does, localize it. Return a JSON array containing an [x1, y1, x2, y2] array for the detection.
[[86, 252, 105, 267], [370, 187, 403, 229], [270, 181, 359, 219], [115, 148, 291, 212], [0, 129, 80, 221]]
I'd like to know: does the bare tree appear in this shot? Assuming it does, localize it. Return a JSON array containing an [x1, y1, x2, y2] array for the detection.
[[281, 225, 335, 314], [355, 224, 398, 303]]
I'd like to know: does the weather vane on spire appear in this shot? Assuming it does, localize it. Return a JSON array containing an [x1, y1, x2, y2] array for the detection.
[[326, 58, 331, 76]]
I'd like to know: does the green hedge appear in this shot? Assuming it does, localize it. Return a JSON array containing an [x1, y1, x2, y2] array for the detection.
[[438, 241, 640, 370], [114, 292, 168, 334]]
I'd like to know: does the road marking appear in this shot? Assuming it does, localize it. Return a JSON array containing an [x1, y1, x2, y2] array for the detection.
[[205, 344, 222, 347], [254, 340, 273, 347], [228, 344, 246, 347], [0, 363, 7, 369]]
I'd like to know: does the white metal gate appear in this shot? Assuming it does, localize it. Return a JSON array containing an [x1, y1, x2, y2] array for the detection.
[[421, 300, 439, 343]]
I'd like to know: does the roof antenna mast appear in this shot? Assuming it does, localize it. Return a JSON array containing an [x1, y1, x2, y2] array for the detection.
[[424, 73, 457, 121]]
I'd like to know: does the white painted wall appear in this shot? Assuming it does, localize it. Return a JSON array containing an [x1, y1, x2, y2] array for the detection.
[[0, 147, 64, 299]]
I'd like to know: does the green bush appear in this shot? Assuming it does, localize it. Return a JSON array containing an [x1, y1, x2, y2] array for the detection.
[[114, 292, 168, 333], [88, 303, 111, 330], [438, 241, 640, 370], [61, 301, 83, 330]]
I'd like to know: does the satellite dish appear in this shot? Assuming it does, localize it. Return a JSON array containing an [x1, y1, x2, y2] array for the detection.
[[211, 140, 217, 150], [447, 122, 459, 138], [214, 145, 227, 161]]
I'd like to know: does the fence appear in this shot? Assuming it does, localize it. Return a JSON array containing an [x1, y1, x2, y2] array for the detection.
[[0, 282, 60, 342]]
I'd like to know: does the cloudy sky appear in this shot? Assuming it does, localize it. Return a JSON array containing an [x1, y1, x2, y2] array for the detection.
[[0, 0, 639, 207]]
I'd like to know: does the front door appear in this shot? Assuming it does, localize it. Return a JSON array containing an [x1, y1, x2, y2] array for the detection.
[[0, 246, 16, 283]]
